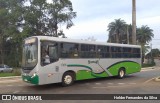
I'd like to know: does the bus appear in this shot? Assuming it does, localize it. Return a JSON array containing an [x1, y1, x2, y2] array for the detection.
[[22, 36, 141, 86]]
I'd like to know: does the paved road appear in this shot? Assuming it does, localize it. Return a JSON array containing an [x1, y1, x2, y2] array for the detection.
[[0, 59, 160, 103]]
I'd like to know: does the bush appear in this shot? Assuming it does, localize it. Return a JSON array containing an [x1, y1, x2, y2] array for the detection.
[[13, 68, 21, 76]]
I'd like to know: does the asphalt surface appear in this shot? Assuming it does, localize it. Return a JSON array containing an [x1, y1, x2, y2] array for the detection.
[[0, 59, 160, 103]]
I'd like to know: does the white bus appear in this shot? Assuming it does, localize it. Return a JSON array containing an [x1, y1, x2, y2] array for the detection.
[[22, 36, 141, 86]]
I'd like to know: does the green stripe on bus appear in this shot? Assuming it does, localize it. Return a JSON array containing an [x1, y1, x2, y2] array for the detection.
[[76, 70, 108, 80], [67, 61, 141, 80], [108, 61, 141, 76], [67, 64, 108, 80]]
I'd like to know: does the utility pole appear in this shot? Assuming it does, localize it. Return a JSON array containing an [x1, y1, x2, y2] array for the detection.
[[151, 43, 152, 58], [127, 25, 129, 44], [132, 0, 137, 45], [150, 43, 153, 64]]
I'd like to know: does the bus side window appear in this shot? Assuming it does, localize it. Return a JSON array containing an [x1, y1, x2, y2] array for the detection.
[[41, 41, 58, 66], [60, 43, 79, 58], [73, 47, 79, 57], [132, 48, 141, 58], [80, 44, 96, 58]]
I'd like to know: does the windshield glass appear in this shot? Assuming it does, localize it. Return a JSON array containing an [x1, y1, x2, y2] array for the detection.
[[22, 39, 38, 67]]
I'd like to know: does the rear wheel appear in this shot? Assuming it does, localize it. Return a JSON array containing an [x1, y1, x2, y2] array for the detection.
[[118, 68, 125, 79], [62, 72, 75, 87]]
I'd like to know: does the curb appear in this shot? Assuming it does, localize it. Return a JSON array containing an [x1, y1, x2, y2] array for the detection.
[[141, 67, 155, 70], [155, 77, 160, 82]]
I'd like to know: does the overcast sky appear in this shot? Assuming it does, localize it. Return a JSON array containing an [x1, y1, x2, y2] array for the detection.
[[60, 0, 160, 49]]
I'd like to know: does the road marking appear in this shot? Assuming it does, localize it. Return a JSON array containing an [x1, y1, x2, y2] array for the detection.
[[93, 82, 137, 89], [107, 85, 125, 88], [7, 85, 13, 87], [107, 83, 113, 85], [95, 83, 101, 85], [93, 85, 127, 88], [13, 91, 20, 93], [143, 76, 159, 84], [118, 83, 125, 85]]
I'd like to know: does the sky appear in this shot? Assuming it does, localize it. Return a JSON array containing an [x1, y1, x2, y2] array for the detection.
[[50, 0, 160, 49]]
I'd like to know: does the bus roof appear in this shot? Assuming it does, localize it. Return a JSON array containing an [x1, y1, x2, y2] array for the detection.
[[29, 36, 141, 48]]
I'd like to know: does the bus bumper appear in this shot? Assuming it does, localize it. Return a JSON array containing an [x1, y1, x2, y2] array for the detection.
[[22, 74, 39, 85]]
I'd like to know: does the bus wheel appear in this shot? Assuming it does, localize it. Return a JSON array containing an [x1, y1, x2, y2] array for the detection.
[[62, 72, 74, 86], [118, 68, 125, 79]]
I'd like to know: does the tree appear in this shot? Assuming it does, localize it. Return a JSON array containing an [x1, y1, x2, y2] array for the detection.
[[0, 0, 8, 64], [0, 0, 76, 66], [0, 0, 24, 65], [22, 0, 76, 37], [46, 0, 76, 36], [137, 25, 154, 62], [145, 48, 159, 65], [146, 49, 160, 58], [137, 25, 154, 44], [107, 19, 126, 43], [120, 24, 132, 44], [22, 0, 48, 37]]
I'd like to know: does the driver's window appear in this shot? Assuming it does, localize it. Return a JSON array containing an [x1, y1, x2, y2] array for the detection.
[[41, 41, 58, 66]]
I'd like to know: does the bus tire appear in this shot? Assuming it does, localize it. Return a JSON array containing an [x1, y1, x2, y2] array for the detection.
[[62, 72, 74, 87], [118, 68, 125, 79]]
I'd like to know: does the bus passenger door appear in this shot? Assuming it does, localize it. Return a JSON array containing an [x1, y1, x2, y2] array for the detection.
[[40, 41, 60, 84]]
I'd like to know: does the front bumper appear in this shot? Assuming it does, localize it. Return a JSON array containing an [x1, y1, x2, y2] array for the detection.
[[22, 74, 39, 85]]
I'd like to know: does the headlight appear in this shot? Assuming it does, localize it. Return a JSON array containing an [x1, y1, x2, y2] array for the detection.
[[31, 73, 36, 78]]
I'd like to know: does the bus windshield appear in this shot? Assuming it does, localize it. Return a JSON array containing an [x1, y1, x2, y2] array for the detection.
[[22, 40, 38, 68]]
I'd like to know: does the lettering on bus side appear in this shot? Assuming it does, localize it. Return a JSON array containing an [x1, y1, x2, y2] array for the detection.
[[88, 60, 99, 64]]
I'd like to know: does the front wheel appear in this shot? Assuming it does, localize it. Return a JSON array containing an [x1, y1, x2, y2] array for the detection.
[[62, 72, 74, 87], [118, 68, 125, 79]]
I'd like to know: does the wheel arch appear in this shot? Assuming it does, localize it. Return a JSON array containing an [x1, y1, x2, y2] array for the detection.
[[61, 70, 76, 86], [119, 67, 126, 73], [63, 70, 76, 80]]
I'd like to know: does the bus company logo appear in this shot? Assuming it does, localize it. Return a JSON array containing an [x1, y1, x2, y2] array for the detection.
[[2, 95, 11, 100], [88, 60, 99, 64]]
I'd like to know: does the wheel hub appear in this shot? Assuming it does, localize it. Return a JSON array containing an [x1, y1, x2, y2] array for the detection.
[[120, 70, 124, 77], [64, 75, 72, 84]]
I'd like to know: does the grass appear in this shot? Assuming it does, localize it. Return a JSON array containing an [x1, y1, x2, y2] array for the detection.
[[0, 68, 21, 77], [0, 73, 18, 77], [142, 63, 156, 68]]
